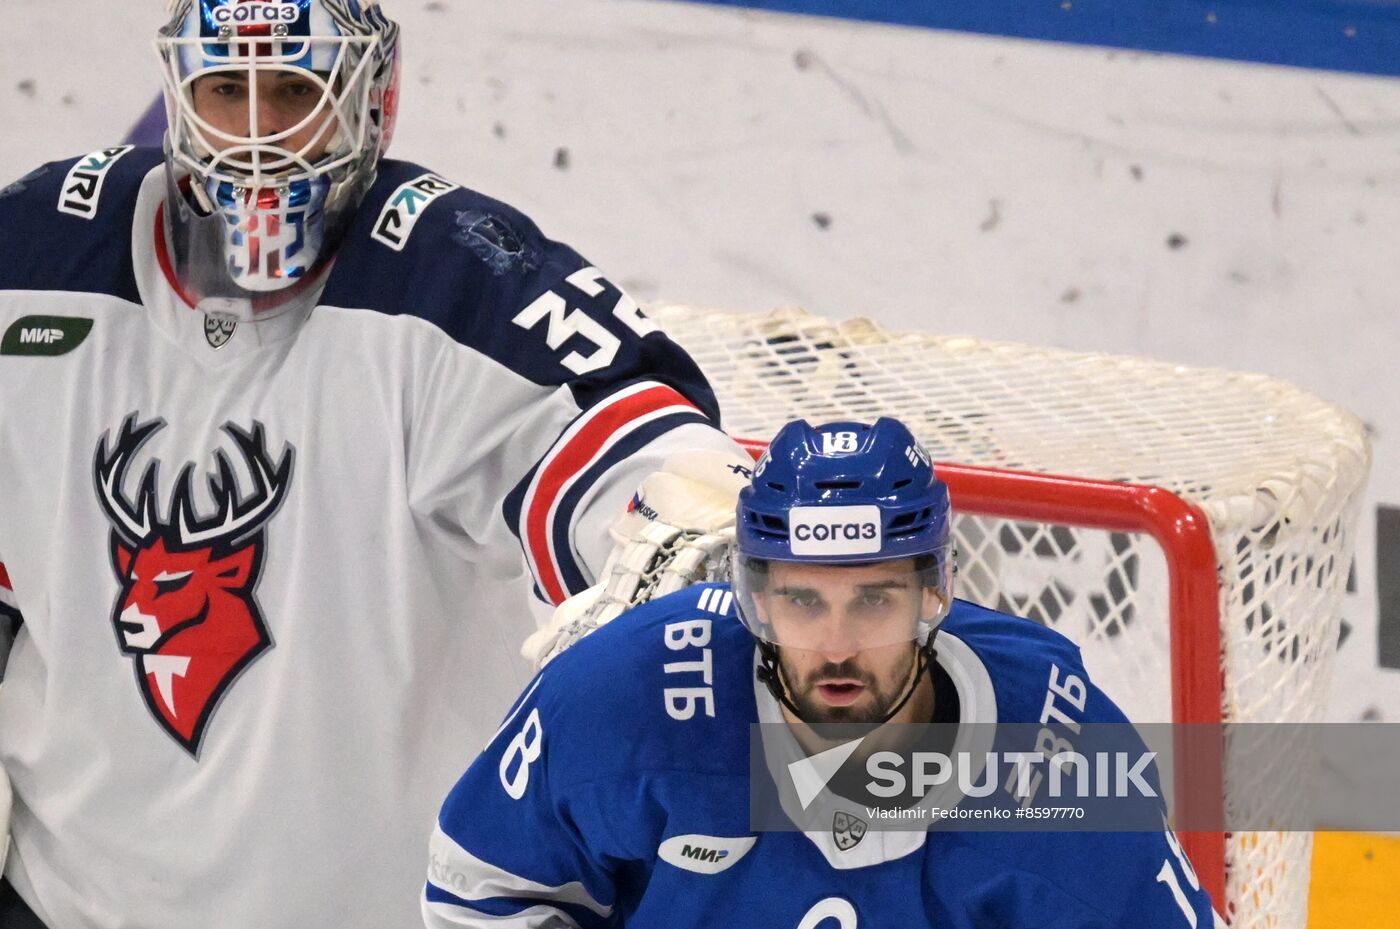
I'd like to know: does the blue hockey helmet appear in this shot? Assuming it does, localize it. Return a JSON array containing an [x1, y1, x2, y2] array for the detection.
[[733, 417, 954, 654]]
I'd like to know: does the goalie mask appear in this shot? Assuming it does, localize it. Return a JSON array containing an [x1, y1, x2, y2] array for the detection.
[[156, 0, 400, 318], [733, 417, 953, 725]]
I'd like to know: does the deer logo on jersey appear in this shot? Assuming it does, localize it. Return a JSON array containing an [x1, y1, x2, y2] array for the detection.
[[94, 414, 295, 755]]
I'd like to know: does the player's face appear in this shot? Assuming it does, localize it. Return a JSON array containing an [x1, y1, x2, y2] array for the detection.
[[191, 69, 338, 166], [756, 560, 942, 725]]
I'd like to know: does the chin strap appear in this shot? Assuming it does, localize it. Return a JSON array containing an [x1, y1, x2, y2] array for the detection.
[[754, 641, 806, 720], [756, 636, 938, 726]]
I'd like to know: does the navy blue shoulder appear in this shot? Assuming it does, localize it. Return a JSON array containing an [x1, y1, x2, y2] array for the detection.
[[323, 159, 720, 414], [0, 147, 161, 302], [532, 585, 756, 781], [323, 159, 572, 333]]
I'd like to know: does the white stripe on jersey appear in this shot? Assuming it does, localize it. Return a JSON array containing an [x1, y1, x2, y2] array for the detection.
[[423, 899, 587, 928], [426, 823, 613, 920], [697, 588, 732, 615]]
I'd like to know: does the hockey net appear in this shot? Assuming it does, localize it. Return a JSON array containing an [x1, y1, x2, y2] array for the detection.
[[652, 305, 1370, 929]]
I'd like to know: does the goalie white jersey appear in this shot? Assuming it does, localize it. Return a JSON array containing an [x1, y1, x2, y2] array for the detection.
[[0, 149, 738, 929]]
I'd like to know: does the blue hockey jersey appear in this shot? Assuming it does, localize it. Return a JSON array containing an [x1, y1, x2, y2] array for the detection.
[[427, 585, 1219, 929]]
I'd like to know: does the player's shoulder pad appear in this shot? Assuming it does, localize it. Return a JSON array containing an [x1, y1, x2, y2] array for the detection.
[[940, 599, 1106, 724], [526, 584, 756, 785], [324, 160, 651, 387], [0, 147, 161, 300]]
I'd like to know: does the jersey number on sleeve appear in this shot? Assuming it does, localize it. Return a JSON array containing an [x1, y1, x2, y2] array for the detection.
[[511, 267, 658, 376], [499, 708, 544, 800], [1155, 828, 1203, 927]]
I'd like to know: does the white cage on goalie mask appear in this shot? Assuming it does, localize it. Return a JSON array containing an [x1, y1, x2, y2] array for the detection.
[[155, 0, 400, 302]]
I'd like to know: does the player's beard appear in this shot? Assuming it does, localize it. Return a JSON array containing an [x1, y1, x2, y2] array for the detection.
[[782, 652, 919, 735]]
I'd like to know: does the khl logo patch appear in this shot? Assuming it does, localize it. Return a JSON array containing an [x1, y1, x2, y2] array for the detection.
[[204, 313, 237, 349], [93, 415, 295, 755], [833, 811, 867, 851]]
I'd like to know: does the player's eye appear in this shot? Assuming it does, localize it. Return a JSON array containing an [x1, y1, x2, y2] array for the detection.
[[208, 81, 245, 98], [281, 79, 318, 98], [786, 591, 822, 610]]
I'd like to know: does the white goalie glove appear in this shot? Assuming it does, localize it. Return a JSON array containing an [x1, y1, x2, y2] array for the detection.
[[522, 449, 754, 668]]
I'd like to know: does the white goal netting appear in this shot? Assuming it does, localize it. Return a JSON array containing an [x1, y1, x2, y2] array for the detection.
[[653, 305, 1371, 929]]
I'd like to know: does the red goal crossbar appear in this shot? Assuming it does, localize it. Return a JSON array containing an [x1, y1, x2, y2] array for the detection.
[[736, 440, 1228, 907]]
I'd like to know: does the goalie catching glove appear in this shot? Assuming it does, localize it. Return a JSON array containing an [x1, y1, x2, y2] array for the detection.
[[523, 449, 754, 668]]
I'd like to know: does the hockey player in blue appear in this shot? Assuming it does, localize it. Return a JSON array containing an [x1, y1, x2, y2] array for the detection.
[[426, 417, 1221, 928]]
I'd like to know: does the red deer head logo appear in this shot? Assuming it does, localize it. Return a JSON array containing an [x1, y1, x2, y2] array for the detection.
[[94, 415, 294, 755]]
